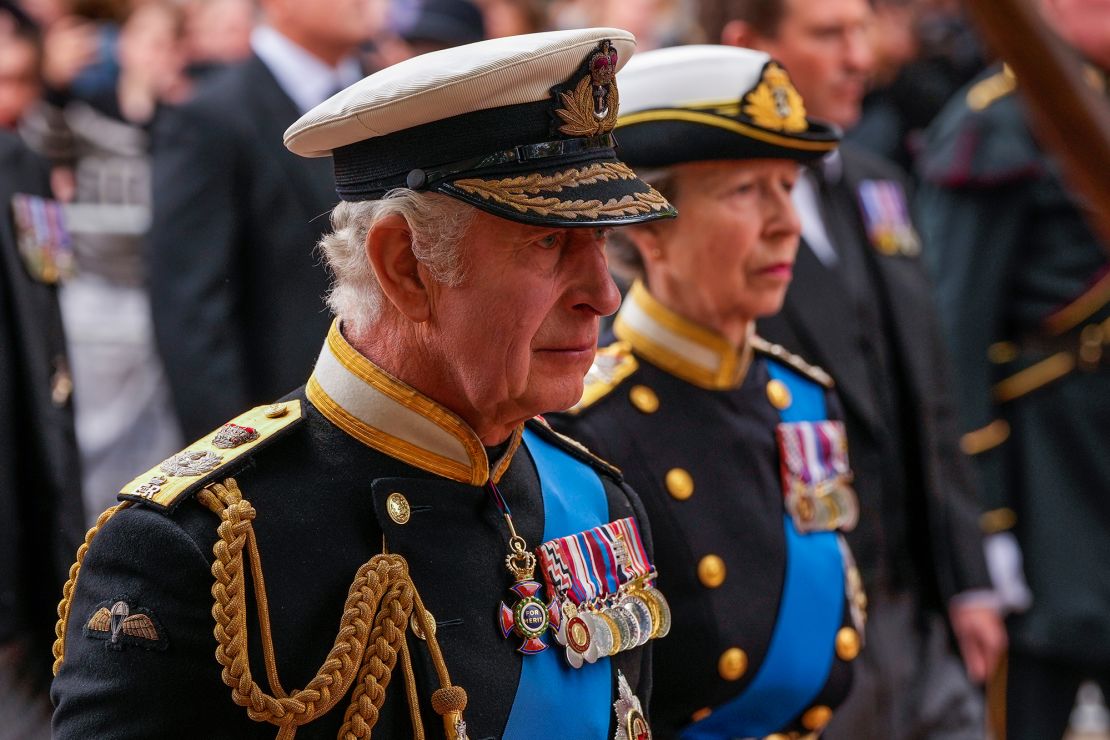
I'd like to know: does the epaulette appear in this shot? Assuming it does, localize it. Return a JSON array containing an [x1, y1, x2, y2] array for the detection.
[[569, 340, 638, 414], [117, 400, 305, 513], [751, 335, 834, 389], [966, 66, 1016, 111], [528, 416, 622, 479]]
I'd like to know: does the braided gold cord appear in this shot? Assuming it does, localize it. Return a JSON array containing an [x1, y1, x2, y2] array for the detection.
[[199, 478, 467, 739], [52, 503, 131, 675], [338, 576, 414, 739]]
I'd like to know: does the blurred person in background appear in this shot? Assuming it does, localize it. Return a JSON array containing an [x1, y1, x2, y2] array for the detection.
[[548, 0, 701, 48], [0, 6, 42, 129], [475, 0, 545, 38], [369, 0, 484, 68], [180, 0, 255, 81], [21, 0, 190, 520], [847, 0, 987, 173], [917, 0, 1110, 736], [146, 0, 372, 442], [705, 0, 1008, 737], [0, 7, 84, 733]]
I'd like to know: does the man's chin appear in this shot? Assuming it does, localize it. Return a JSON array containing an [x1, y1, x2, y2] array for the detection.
[[528, 381, 586, 416]]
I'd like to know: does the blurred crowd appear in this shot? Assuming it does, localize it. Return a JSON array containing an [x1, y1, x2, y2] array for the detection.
[[1, 0, 1108, 737]]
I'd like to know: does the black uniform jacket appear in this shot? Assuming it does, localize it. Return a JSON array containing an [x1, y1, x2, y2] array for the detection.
[[52, 322, 653, 738], [918, 66, 1110, 663], [758, 142, 990, 608], [147, 54, 337, 440], [0, 130, 84, 686], [551, 284, 863, 739]]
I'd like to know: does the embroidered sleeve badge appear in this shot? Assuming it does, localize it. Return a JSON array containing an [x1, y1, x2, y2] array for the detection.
[[85, 599, 167, 651]]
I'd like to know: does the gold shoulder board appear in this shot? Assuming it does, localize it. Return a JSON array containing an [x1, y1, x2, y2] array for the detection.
[[751, 335, 835, 389], [571, 340, 639, 413], [117, 401, 304, 512]]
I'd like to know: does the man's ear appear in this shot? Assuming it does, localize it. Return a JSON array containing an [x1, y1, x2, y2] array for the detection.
[[366, 213, 431, 322], [721, 19, 766, 51]]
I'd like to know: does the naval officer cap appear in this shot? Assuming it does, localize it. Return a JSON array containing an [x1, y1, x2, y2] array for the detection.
[[614, 45, 840, 168], [284, 28, 676, 228]]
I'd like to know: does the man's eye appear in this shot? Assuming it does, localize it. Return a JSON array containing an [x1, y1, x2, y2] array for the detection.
[[537, 233, 561, 249]]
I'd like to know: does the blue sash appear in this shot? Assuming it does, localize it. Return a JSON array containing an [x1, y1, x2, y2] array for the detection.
[[681, 360, 846, 739], [501, 428, 613, 738]]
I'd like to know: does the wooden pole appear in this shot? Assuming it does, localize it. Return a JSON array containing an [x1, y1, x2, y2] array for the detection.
[[964, 0, 1110, 251]]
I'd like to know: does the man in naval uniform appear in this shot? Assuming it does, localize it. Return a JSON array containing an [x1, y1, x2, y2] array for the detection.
[[51, 28, 675, 739], [917, 1, 1110, 734]]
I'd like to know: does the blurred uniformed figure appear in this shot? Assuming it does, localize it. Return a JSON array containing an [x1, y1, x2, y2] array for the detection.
[[1, 127, 84, 740], [712, 1, 1009, 737], [552, 46, 865, 739], [917, 1, 1110, 735], [51, 28, 676, 738]]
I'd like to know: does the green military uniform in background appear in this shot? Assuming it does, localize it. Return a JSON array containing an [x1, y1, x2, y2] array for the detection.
[[917, 65, 1110, 740]]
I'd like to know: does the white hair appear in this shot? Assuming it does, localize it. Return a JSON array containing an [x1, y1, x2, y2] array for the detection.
[[317, 190, 476, 332]]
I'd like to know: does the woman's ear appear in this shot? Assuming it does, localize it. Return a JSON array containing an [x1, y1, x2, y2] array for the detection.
[[634, 221, 669, 265], [365, 213, 431, 322]]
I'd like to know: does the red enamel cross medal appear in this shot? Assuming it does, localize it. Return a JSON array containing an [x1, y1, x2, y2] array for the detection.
[[498, 578, 561, 655]]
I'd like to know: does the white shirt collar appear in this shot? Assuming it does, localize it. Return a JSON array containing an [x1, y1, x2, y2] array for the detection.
[[251, 26, 363, 114], [792, 171, 839, 269]]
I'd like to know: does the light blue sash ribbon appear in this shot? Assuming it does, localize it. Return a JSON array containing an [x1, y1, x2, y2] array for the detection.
[[501, 428, 612, 738]]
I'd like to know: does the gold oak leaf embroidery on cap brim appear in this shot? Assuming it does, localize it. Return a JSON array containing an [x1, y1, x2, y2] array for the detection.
[[557, 75, 620, 137], [742, 63, 808, 133], [453, 162, 669, 219]]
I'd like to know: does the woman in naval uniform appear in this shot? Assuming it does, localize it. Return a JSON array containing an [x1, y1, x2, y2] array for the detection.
[[552, 45, 867, 740]]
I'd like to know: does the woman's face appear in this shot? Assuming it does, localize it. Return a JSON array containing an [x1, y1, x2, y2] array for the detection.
[[650, 158, 802, 325]]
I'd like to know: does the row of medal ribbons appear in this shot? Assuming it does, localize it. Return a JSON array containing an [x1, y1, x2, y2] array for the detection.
[[536, 517, 672, 668]]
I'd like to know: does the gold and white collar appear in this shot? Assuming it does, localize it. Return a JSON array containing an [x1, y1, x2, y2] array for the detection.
[[306, 321, 522, 485], [613, 281, 754, 390]]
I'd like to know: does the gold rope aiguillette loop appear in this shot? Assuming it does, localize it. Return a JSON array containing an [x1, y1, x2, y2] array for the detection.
[[197, 478, 469, 739]]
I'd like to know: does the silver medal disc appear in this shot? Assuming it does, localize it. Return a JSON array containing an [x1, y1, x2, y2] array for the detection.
[[609, 604, 639, 653], [625, 597, 654, 647]]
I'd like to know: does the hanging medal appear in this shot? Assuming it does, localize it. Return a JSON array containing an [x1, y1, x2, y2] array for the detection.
[[488, 481, 560, 655], [536, 517, 671, 669]]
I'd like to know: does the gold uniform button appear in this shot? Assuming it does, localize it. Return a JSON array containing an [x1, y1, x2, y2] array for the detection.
[[697, 554, 726, 588], [665, 468, 694, 500], [690, 707, 712, 723], [764, 735, 789, 740], [718, 647, 748, 681], [835, 626, 861, 661], [802, 705, 833, 731], [766, 379, 792, 409], [629, 385, 659, 414], [410, 608, 436, 640], [386, 492, 411, 524], [264, 402, 289, 418]]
